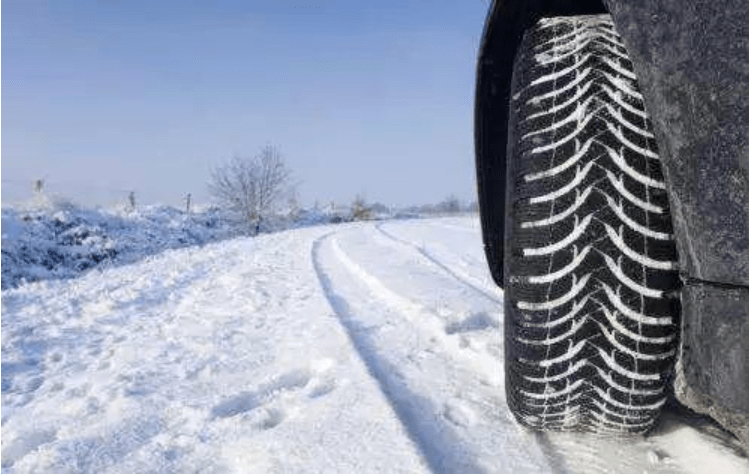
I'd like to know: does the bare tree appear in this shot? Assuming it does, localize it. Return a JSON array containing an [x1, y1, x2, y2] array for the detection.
[[208, 145, 293, 234], [351, 194, 372, 221], [437, 195, 461, 214]]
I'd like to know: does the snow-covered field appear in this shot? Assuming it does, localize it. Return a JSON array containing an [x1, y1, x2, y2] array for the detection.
[[2, 216, 748, 473]]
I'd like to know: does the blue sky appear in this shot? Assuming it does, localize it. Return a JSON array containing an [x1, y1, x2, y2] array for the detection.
[[3, 1, 490, 208]]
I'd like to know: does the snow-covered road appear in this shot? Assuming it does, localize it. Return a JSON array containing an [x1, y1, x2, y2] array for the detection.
[[2, 217, 747, 473]]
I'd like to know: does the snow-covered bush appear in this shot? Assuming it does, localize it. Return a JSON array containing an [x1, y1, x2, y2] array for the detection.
[[1, 203, 239, 289]]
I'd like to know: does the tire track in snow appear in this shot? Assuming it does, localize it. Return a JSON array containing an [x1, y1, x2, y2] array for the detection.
[[375, 223, 503, 306], [330, 231, 502, 387], [313, 228, 554, 474], [312, 232, 487, 474]]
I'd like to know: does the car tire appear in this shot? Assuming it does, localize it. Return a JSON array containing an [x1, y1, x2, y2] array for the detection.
[[504, 14, 680, 434]]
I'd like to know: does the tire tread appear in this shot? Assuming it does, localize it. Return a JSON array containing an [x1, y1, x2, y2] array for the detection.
[[504, 14, 680, 434]]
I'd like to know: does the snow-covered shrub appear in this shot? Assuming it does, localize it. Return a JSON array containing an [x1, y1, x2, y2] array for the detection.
[[1, 203, 239, 289]]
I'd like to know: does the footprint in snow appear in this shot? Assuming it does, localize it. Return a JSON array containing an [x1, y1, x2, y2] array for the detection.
[[253, 407, 286, 430], [443, 400, 477, 428], [445, 312, 499, 335], [306, 358, 337, 399], [211, 360, 338, 429], [211, 368, 312, 419], [307, 377, 336, 398]]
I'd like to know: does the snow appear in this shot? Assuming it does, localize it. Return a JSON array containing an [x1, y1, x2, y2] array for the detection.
[[2, 213, 748, 473], [0, 197, 465, 291], [0, 199, 330, 291]]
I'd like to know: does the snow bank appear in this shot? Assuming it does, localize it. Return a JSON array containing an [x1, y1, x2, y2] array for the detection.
[[0, 203, 376, 290], [1, 203, 239, 289]]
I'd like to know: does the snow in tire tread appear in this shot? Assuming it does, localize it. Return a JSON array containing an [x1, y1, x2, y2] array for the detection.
[[505, 15, 680, 434]]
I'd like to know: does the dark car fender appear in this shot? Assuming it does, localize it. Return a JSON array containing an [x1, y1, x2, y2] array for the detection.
[[605, 0, 749, 449]]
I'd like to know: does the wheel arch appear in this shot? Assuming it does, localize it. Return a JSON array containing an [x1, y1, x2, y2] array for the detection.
[[474, 0, 606, 288]]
